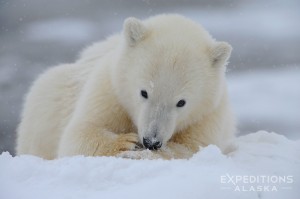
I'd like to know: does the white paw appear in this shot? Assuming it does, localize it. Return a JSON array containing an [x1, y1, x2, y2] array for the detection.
[[117, 150, 161, 160]]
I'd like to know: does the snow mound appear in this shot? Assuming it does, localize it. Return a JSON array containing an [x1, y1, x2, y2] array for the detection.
[[0, 131, 299, 199]]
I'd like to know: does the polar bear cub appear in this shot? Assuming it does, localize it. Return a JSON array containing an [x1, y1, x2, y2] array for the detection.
[[16, 14, 235, 159]]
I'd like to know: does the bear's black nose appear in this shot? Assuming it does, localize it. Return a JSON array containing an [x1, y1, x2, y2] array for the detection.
[[143, 137, 162, 150]]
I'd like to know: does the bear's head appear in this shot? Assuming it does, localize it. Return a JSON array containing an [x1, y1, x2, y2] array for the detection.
[[111, 14, 232, 150]]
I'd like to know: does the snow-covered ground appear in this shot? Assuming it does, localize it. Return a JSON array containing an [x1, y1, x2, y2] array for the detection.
[[0, 131, 299, 199], [25, 19, 96, 44], [1, 0, 300, 155], [228, 68, 300, 139]]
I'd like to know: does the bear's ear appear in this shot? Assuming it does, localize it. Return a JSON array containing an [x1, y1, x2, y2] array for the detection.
[[123, 17, 147, 46], [210, 42, 232, 67]]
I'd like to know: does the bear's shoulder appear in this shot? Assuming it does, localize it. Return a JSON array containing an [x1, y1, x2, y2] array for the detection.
[[78, 35, 121, 63]]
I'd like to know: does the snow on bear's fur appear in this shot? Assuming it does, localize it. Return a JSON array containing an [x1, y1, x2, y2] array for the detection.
[[16, 14, 236, 159]]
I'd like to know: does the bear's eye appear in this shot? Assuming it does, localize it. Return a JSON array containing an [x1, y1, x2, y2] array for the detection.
[[141, 90, 148, 99], [176, 100, 186, 108]]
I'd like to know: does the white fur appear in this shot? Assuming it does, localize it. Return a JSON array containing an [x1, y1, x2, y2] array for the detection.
[[16, 14, 235, 159]]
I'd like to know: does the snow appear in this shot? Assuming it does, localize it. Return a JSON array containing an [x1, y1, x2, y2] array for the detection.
[[183, 3, 300, 39], [228, 68, 300, 138], [25, 19, 96, 43], [1, 131, 299, 199], [1, 0, 300, 155]]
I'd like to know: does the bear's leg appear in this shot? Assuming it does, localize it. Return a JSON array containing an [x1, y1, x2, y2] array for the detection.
[[157, 142, 195, 159], [57, 121, 140, 157], [116, 141, 195, 160]]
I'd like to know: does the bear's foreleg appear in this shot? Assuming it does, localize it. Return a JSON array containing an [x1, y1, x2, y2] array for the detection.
[[57, 121, 141, 157]]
